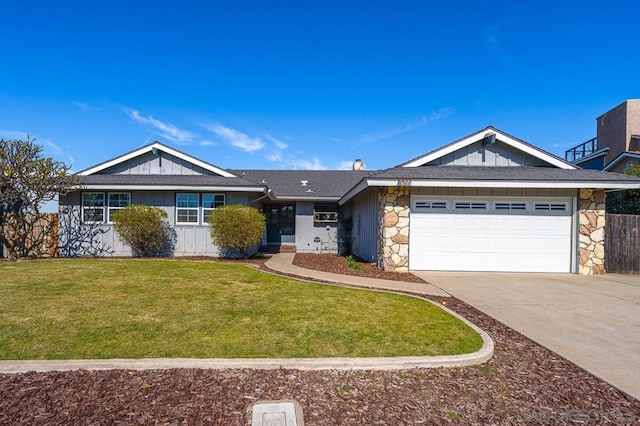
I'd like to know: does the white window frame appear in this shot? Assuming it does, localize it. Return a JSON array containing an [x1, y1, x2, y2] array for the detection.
[[202, 193, 225, 224], [454, 201, 488, 212], [493, 201, 528, 213], [107, 192, 131, 223], [412, 199, 449, 212], [176, 193, 200, 224], [533, 201, 570, 214], [82, 192, 105, 223]]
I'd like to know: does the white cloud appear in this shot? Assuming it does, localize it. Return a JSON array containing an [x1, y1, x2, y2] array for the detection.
[[43, 139, 62, 154], [359, 107, 454, 144], [0, 129, 29, 140], [289, 157, 326, 170], [200, 140, 217, 146], [73, 101, 100, 112], [126, 109, 196, 145], [336, 160, 356, 170], [203, 123, 265, 153], [266, 150, 283, 162], [266, 135, 288, 150]]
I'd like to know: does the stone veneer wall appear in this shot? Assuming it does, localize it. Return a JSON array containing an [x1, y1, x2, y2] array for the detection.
[[378, 186, 410, 272], [578, 188, 606, 275]]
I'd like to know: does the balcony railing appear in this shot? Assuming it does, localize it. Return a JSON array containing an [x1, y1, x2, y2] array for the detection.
[[565, 137, 598, 162]]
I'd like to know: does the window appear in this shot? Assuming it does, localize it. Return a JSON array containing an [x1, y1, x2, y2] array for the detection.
[[314, 203, 339, 223], [534, 202, 568, 212], [107, 193, 131, 222], [202, 193, 225, 223], [176, 193, 199, 224], [454, 201, 487, 211], [494, 202, 527, 211], [82, 192, 105, 223], [413, 200, 448, 211]]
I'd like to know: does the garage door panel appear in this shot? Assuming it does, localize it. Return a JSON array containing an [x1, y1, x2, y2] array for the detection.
[[409, 200, 572, 273]]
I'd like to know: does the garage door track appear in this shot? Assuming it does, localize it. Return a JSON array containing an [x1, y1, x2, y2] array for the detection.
[[414, 271, 640, 400]]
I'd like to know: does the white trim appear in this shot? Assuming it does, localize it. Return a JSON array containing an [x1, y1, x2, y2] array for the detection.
[[338, 179, 369, 205], [78, 142, 236, 177], [603, 152, 640, 171], [402, 128, 576, 170], [364, 178, 640, 189], [106, 192, 132, 224], [81, 185, 266, 192]]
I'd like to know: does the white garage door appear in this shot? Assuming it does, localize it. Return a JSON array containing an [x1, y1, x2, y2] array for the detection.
[[409, 198, 573, 273]]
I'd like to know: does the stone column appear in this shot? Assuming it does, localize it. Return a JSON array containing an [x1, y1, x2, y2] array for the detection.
[[377, 186, 410, 272], [578, 188, 606, 275]]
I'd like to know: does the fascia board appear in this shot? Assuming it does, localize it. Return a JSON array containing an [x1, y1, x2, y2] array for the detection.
[[603, 152, 640, 171], [79, 142, 236, 177], [408, 180, 640, 189], [80, 185, 267, 192], [338, 179, 371, 205], [361, 178, 640, 190]]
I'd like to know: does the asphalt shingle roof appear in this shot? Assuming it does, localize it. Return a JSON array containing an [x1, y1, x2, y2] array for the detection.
[[80, 174, 263, 188], [232, 170, 371, 199], [370, 166, 640, 183]]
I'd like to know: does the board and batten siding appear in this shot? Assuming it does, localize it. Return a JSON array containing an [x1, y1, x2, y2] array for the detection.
[[425, 140, 547, 167], [99, 151, 212, 175], [295, 201, 339, 252], [350, 188, 378, 262], [58, 190, 252, 257]]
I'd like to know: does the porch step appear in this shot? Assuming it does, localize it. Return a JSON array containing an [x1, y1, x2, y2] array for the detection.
[[260, 244, 297, 254]]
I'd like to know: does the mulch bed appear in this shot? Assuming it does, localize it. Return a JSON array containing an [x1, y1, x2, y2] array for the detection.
[[293, 253, 426, 283], [1, 257, 639, 424]]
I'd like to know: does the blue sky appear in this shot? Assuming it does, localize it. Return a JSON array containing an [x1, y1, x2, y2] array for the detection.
[[1, 1, 639, 173]]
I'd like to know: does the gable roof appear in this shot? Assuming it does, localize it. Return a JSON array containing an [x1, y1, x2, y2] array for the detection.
[[400, 126, 577, 170], [77, 141, 236, 177], [234, 170, 370, 201], [603, 152, 640, 172]]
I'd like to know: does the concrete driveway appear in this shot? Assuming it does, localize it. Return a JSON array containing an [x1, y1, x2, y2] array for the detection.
[[413, 271, 640, 400]]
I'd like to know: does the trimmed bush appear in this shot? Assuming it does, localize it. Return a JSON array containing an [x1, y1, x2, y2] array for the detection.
[[208, 204, 265, 258], [112, 205, 175, 257]]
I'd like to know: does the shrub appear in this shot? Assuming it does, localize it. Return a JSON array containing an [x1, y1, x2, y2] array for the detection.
[[208, 204, 265, 258], [112, 205, 175, 257]]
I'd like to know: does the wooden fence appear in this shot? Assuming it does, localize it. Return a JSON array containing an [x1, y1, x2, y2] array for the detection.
[[605, 213, 640, 274], [0, 213, 58, 258]]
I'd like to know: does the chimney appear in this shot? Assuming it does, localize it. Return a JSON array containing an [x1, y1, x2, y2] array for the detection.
[[352, 159, 364, 170]]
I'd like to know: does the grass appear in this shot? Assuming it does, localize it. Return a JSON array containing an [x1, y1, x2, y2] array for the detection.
[[0, 259, 483, 360]]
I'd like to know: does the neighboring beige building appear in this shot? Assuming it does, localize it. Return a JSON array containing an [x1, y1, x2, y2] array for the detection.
[[567, 99, 640, 172]]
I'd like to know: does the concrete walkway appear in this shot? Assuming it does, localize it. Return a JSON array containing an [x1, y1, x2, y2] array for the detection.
[[414, 271, 640, 400], [265, 253, 449, 297]]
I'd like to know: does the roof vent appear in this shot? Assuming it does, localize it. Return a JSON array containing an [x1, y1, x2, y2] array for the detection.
[[306, 188, 313, 193], [301, 180, 308, 186], [353, 159, 364, 170]]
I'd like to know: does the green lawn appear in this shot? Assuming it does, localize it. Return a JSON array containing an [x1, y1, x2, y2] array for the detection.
[[0, 259, 483, 359]]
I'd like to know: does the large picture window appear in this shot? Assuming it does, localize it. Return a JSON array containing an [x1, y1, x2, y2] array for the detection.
[[82, 192, 105, 223], [107, 193, 131, 223], [176, 193, 200, 224], [202, 193, 225, 223]]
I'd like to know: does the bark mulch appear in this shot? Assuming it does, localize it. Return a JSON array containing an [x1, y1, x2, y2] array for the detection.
[[1, 257, 639, 424], [293, 253, 426, 283]]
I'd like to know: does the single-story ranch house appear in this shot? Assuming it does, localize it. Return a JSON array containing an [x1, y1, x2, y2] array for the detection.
[[59, 126, 640, 275]]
